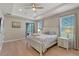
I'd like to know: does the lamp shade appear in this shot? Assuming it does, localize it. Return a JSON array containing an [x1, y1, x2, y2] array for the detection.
[[64, 28, 72, 33], [32, 7, 36, 11], [38, 28, 41, 33]]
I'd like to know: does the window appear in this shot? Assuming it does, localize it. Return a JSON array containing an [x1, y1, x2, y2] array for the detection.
[[60, 15, 75, 39], [38, 20, 43, 33], [26, 23, 34, 35]]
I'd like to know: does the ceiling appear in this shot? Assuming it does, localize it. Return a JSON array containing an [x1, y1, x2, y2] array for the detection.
[[0, 3, 79, 20]]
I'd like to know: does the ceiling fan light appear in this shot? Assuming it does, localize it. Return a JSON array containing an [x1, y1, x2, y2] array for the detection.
[[32, 7, 36, 11], [19, 9, 22, 11]]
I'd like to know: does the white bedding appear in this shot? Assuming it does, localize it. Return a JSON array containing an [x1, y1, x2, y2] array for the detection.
[[31, 34, 57, 47]]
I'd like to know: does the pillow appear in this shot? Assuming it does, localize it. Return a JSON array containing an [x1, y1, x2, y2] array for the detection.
[[43, 31, 49, 34], [49, 31, 56, 35]]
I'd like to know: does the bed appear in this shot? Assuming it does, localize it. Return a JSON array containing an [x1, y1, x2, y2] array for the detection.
[[28, 33, 58, 56]]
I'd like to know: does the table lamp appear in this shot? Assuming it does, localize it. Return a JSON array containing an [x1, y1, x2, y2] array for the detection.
[[64, 28, 71, 38]]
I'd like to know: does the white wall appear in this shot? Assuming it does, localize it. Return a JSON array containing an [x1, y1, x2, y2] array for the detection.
[[76, 11, 79, 49], [43, 16, 59, 35], [3, 15, 33, 42]]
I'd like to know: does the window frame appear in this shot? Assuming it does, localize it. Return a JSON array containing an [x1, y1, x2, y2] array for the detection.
[[59, 14, 76, 38]]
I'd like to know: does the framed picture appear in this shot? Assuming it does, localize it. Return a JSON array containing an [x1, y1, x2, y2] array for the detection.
[[12, 21, 21, 28]]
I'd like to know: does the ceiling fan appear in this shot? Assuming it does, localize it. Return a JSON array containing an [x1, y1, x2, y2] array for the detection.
[[25, 3, 44, 12]]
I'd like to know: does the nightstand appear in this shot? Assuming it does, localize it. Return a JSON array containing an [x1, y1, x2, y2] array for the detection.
[[58, 37, 70, 51]]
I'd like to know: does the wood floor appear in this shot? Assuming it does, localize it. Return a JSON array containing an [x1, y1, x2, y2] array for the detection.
[[0, 39, 79, 56]]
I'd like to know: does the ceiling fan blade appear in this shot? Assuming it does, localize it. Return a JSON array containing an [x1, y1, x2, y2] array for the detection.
[[35, 7, 44, 9], [32, 3, 36, 7], [25, 7, 32, 9], [25, 3, 43, 10]]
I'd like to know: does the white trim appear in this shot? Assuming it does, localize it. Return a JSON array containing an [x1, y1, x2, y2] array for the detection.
[[3, 38, 26, 43]]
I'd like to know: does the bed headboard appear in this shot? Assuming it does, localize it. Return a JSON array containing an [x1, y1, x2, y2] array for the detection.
[[43, 31, 57, 35]]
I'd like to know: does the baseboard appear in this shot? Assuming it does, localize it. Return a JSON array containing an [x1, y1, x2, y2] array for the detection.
[[3, 38, 26, 43]]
